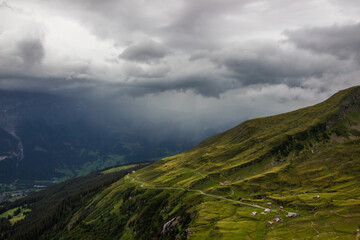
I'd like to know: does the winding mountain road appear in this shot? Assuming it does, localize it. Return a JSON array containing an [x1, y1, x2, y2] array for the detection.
[[125, 174, 266, 210]]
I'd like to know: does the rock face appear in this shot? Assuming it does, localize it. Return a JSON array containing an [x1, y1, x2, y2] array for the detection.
[[0, 127, 20, 162], [0, 95, 25, 164], [162, 217, 181, 235]]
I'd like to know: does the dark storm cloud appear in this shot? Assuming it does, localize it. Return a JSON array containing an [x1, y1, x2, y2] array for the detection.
[[14, 0, 355, 98], [17, 38, 45, 67], [1, 0, 360, 106], [161, 0, 249, 50], [0, 73, 227, 99], [121, 76, 239, 98], [285, 23, 360, 62], [0, 74, 98, 94], [209, 44, 342, 88], [120, 40, 170, 63]]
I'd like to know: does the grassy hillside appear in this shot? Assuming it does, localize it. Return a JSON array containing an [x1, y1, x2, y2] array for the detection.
[[2, 86, 360, 239]]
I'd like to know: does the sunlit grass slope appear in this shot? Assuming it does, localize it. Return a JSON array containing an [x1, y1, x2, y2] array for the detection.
[[137, 86, 357, 186], [7, 86, 360, 240]]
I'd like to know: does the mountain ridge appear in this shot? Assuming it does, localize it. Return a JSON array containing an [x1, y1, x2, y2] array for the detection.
[[136, 86, 360, 188], [2, 86, 360, 239]]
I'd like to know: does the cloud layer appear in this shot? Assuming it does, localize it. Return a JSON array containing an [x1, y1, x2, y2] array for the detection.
[[1, 0, 360, 133]]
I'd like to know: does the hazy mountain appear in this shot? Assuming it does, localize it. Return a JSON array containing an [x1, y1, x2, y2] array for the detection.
[[0, 91, 206, 184]]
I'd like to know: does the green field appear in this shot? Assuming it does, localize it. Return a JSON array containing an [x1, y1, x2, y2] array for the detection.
[[102, 164, 141, 174], [0, 206, 31, 224]]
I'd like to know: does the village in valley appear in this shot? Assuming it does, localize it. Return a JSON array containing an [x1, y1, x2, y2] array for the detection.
[[0, 184, 47, 203]]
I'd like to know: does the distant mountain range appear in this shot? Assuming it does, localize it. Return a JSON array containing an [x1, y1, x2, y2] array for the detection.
[[0, 91, 206, 185], [2, 86, 360, 239]]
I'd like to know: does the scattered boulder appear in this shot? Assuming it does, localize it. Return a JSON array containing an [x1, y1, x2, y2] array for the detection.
[[264, 208, 271, 214], [286, 212, 300, 217]]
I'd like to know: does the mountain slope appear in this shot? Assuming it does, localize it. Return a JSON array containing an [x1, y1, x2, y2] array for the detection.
[[3, 86, 360, 239]]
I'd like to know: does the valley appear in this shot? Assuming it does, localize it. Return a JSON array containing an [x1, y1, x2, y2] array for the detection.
[[0, 90, 204, 198]]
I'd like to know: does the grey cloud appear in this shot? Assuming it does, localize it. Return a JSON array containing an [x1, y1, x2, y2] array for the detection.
[[47, 0, 250, 50], [120, 40, 170, 63], [285, 23, 360, 62], [46, 0, 170, 44], [124, 64, 171, 78], [0, 1, 23, 13], [17, 38, 45, 67], [210, 44, 342, 87], [1, 0, 360, 106], [161, 0, 250, 50], [122, 76, 239, 98], [0, 40, 350, 99], [189, 50, 210, 61], [0, 73, 230, 99]]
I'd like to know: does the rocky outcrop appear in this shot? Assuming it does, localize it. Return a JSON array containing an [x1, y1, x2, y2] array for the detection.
[[161, 216, 181, 235]]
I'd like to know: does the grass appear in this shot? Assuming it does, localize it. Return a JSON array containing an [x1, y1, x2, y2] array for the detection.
[[0, 206, 31, 224], [102, 164, 139, 174]]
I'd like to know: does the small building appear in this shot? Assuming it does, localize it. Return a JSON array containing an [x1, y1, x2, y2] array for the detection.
[[251, 211, 257, 216], [267, 202, 272, 206], [268, 217, 282, 225], [313, 195, 320, 199], [286, 212, 300, 217], [279, 209, 286, 213], [10, 192, 22, 197], [264, 208, 271, 214]]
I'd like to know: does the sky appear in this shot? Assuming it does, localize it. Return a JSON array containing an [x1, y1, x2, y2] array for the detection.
[[1, 0, 360, 133]]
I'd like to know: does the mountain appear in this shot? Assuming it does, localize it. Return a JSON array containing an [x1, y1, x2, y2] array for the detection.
[[2, 86, 360, 239], [0, 91, 199, 192]]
